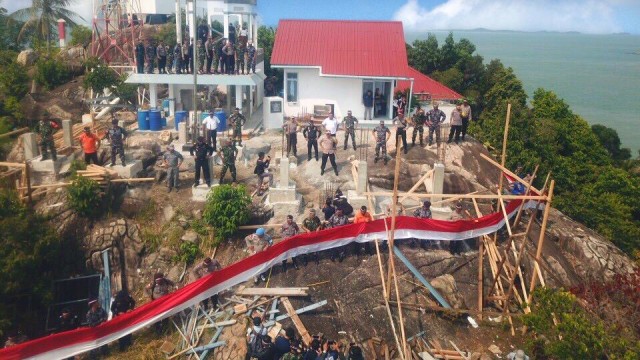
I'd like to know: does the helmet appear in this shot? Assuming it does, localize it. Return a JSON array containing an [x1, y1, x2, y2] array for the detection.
[[256, 228, 265, 236]]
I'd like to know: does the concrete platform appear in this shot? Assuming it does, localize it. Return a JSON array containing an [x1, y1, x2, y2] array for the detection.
[[30, 154, 74, 174], [191, 181, 220, 202], [109, 160, 143, 179], [267, 191, 303, 219], [268, 182, 297, 202]]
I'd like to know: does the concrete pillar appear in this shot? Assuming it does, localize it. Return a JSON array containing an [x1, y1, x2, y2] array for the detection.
[[432, 162, 445, 203], [249, 85, 254, 116], [357, 160, 368, 195], [149, 83, 158, 108], [226, 85, 232, 113], [235, 85, 242, 112], [279, 157, 289, 188], [168, 84, 176, 116], [248, 15, 253, 42], [253, 14, 258, 44], [62, 119, 73, 147], [175, 0, 182, 44], [21, 133, 39, 160], [179, 121, 188, 144]]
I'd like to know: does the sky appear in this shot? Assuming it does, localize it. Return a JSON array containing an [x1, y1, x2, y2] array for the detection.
[[3, 0, 640, 34]]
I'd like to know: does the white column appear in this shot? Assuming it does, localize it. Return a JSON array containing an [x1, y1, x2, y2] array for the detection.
[[357, 160, 368, 195], [175, 0, 182, 44], [248, 15, 253, 42], [149, 83, 158, 108], [223, 13, 229, 39], [432, 163, 445, 203], [235, 85, 242, 111], [179, 122, 188, 144], [253, 14, 258, 44], [21, 133, 39, 160], [168, 84, 176, 116], [279, 157, 289, 188], [62, 119, 73, 147], [249, 85, 254, 113], [186, 1, 195, 40]]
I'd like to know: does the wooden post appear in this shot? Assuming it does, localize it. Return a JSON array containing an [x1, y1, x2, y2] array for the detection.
[[374, 240, 406, 360], [478, 232, 484, 321], [24, 161, 32, 205], [527, 180, 555, 303], [512, 165, 540, 228], [497, 103, 511, 195]]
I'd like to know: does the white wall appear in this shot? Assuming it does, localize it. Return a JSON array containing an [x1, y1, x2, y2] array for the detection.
[[283, 68, 376, 120]]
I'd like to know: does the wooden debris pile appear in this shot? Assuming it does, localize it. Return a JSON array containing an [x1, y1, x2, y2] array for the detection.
[[161, 286, 327, 360], [53, 121, 108, 153]]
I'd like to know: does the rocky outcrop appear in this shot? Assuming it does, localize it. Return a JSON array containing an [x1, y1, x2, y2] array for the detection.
[[86, 219, 146, 290], [241, 136, 272, 162], [546, 208, 636, 282], [17, 49, 38, 66]]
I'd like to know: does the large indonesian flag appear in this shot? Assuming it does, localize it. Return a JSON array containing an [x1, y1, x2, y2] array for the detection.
[[0, 195, 540, 359]]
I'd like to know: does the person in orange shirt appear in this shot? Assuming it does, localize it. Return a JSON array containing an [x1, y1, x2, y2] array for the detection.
[[353, 206, 374, 256], [78, 127, 101, 164], [353, 205, 373, 223]]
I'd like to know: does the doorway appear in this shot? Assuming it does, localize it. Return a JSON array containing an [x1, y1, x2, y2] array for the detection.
[[363, 80, 392, 119]]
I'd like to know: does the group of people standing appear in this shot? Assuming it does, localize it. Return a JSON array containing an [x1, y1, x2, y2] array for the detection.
[[134, 37, 257, 76]]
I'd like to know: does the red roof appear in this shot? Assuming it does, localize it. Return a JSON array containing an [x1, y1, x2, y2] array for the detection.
[[396, 67, 463, 100], [271, 20, 409, 78]]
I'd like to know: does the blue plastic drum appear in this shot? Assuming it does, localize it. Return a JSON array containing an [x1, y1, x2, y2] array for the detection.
[[137, 109, 150, 131], [214, 109, 226, 132], [174, 110, 188, 131], [149, 109, 162, 131]]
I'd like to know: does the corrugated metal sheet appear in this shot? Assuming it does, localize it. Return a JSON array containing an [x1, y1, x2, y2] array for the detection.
[[271, 19, 409, 78], [396, 66, 463, 100]]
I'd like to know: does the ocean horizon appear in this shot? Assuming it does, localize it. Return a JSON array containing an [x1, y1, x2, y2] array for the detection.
[[406, 30, 640, 153]]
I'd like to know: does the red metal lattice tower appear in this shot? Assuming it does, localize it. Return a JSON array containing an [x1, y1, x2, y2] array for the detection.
[[91, 0, 142, 70]]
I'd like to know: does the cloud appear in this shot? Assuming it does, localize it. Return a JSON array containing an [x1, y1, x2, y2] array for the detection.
[[393, 0, 624, 34]]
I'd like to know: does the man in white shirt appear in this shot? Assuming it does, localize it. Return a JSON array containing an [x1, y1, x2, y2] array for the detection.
[[201, 110, 220, 151]]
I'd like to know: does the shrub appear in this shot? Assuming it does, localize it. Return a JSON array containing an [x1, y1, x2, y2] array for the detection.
[[0, 62, 29, 99], [174, 242, 201, 266], [83, 63, 119, 94], [69, 25, 92, 49], [68, 159, 87, 176], [66, 176, 103, 218], [203, 184, 251, 244], [34, 58, 71, 90], [523, 288, 640, 359]]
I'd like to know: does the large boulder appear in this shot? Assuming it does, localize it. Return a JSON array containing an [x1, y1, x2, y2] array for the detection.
[[242, 136, 272, 162], [430, 274, 466, 309], [17, 49, 38, 66], [46, 104, 73, 120]]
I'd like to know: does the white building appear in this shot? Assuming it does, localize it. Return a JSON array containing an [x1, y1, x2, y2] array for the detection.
[[270, 20, 415, 121]]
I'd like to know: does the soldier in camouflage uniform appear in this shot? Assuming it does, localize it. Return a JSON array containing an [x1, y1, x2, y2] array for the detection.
[[235, 42, 246, 74], [341, 110, 358, 150], [166, 44, 174, 73], [197, 39, 206, 74], [219, 139, 238, 184], [106, 118, 127, 166], [229, 108, 246, 146], [300, 209, 321, 265], [37, 117, 57, 161], [325, 208, 350, 262], [372, 120, 391, 165], [145, 272, 175, 334], [86, 299, 109, 357], [426, 103, 446, 146], [411, 107, 427, 146], [145, 39, 156, 74], [246, 41, 256, 74]]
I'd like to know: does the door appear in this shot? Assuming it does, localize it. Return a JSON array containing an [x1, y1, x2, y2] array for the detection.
[[363, 80, 391, 119]]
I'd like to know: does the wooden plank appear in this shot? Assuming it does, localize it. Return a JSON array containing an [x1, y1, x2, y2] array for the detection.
[[267, 321, 282, 340], [480, 153, 542, 195], [236, 287, 309, 297], [196, 319, 237, 331], [400, 169, 434, 203], [364, 191, 548, 201], [281, 297, 312, 346], [0, 127, 29, 138], [497, 103, 512, 194], [0, 162, 26, 168]]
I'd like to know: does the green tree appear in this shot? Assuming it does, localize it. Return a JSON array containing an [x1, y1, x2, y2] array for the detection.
[[591, 124, 631, 161], [153, 23, 176, 47], [438, 32, 458, 71], [0, 189, 84, 336], [10, 0, 82, 47], [34, 56, 71, 89], [66, 176, 104, 218], [0, 2, 25, 51], [408, 34, 440, 74], [69, 24, 91, 50], [203, 184, 251, 244]]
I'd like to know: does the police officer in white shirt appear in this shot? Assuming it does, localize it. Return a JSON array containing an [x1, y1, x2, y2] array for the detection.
[[321, 112, 340, 149], [201, 110, 220, 151]]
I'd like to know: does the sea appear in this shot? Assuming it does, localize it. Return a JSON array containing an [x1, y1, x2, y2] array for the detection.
[[406, 31, 640, 153]]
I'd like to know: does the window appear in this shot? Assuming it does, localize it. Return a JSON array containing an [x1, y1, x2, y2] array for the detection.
[[286, 72, 298, 102]]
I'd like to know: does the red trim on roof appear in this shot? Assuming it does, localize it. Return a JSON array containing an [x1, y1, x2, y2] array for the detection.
[[271, 19, 409, 78], [396, 67, 462, 100]]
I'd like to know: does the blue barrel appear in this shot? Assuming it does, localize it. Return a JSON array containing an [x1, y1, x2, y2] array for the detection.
[[214, 109, 227, 132], [162, 99, 170, 116], [174, 110, 188, 130], [161, 117, 167, 127], [137, 109, 150, 130], [149, 109, 162, 131]]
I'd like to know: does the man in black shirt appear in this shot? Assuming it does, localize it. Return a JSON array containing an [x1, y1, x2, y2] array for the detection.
[[254, 152, 273, 189], [302, 120, 321, 161], [190, 136, 214, 187]]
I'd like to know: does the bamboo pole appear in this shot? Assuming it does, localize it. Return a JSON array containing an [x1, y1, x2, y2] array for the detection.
[[497, 103, 511, 195], [24, 162, 32, 205], [374, 240, 406, 360], [512, 165, 540, 228], [0, 162, 27, 168], [473, 198, 484, 321], [110, 178, 155, 183], [527, 180, 555, 303], [399, 170, 433, 203], [363, 191, 548, 201], [0, 127, 29, 138], [480, 153, 542, 194], [17, 182, 71, 190]]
